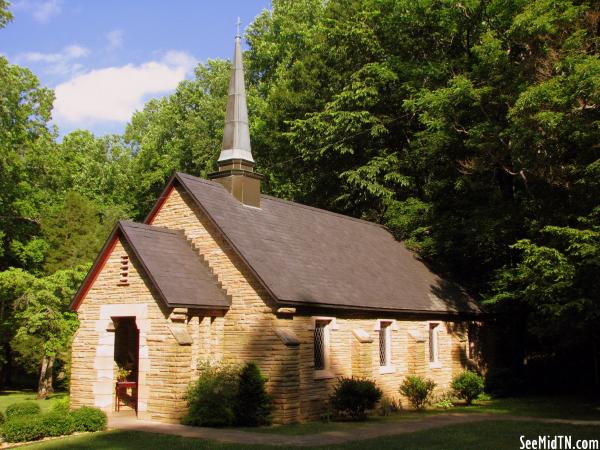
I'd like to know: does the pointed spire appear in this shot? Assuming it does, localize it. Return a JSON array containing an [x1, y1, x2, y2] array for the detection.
[[218, 19, 254, 164]]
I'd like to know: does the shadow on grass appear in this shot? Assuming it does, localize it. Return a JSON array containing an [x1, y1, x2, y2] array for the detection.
[[27, 431, 262, 450], [240, 395, 600, 435], [27, 421, 600, 450]]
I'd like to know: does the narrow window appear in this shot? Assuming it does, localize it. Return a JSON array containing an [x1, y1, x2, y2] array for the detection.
[[117, 255, 129, 286], [314, 320, 330, 371], [467, 322, 477, 360], [429, 323, 440, 364], [379, 321, 392, 367]]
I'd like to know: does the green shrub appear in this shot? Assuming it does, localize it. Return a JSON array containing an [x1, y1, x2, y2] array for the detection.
[[40, 412, 76, 437], [0, 410, 5, 425], [433, 398, 454, 409], [433, 391, 455, 409], [235, 362, 273, 426], [70, 406, 107, 432], [330, 377, 382, 420], [51, 396, 71, 414], [182, 360, 240, 427], [452, 370, 485, 405], [1, 416, 45, 442], [399, 375, 436, 410], [5, 401, 41, 420]]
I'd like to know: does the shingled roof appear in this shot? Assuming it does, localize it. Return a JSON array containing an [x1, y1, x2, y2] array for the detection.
[[154, 173, 480, 315], [71, 221, 230, 310]]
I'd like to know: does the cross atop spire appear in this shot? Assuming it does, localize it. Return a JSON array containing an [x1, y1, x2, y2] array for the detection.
[[236, 17, 241, 38]]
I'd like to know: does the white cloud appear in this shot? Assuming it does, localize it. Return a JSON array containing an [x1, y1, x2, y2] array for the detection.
[[161, 50, 196, 72], [53, 52, 196, 125], [12, 0, 62, 23], [14, 44, 89, 75], [105, 30, 124, 50]]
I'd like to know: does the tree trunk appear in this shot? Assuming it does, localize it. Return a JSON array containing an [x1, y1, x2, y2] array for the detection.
[[37, 355, 55, 399]]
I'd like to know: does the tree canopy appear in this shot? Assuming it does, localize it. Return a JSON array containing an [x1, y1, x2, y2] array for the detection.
[[0, 0, 598, 393]]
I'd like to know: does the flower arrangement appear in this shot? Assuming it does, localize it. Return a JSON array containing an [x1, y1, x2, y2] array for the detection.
[[116, 365, 132, 382]]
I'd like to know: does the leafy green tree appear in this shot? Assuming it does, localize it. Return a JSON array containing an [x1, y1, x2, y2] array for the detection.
[[0, 56, 55, 271], [0, 0, 12, 29], [0, 266, 86, 397], [41, 191, 112, 273], [125, 60, 231, 216]]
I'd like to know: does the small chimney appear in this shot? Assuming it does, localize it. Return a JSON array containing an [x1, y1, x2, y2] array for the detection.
[[209, 19, 262, 208]]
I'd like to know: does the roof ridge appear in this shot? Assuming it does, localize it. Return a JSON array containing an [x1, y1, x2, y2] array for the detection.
[[176, 172, 385, 230], [259, 194, 385, 229], [176, 172, 223, 188]]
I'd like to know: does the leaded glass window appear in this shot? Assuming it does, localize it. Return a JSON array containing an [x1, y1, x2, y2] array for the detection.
[[379, 322, 391, 366], [314, 321, 327, 370], [429, 323, 439, 363]]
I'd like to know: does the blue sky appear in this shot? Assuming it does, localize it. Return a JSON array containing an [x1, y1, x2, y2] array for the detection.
[[1, 0, 271, 136]]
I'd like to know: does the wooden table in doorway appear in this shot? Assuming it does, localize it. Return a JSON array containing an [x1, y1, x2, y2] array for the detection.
[[115, 381, 137, 412]]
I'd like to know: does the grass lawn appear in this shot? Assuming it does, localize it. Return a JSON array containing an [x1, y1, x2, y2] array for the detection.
[[240, 394, 600, 435], [0, 390, 67, 415], [26, 421, 600, 449], [0, 392, 596, 448]]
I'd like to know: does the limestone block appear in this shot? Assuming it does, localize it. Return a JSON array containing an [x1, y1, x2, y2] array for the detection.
[[352, 328, 373, 343], [168, 324, 192, 345], [275, 328, 300, 346]]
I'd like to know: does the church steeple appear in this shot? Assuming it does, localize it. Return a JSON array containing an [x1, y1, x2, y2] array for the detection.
[[218, 18, 253, 164], [210, 19, 262, 207]]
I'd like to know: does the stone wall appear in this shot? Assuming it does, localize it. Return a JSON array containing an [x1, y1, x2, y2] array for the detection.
[[149, 185, 473, 422], [70, 239, 193, 422], [71, 183, 475, 424]]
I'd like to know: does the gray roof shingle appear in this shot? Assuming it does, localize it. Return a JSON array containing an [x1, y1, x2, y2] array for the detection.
[[118, 221, 230, 309], [173, 173, 480, 315]]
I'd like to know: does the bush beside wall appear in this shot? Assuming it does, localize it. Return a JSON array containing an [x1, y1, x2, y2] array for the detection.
[[182, 361, 240, 427], [0, 406, 106, 443], [183, 361, 275, 427], [70, 406, 107, 432], [235, 362, 273, 426], [40, 412, 76, 437], [452, 371, 485, 405], [5, 402, 42, 420], [1, 416, 45, 442], [330, 377, 382, 420], [399, 375, 436, 410]]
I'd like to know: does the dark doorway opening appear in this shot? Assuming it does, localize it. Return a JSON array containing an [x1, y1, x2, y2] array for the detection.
[[113, 317, 139, 414]]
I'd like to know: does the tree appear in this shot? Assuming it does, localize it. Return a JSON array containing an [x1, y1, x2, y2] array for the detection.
[[244, 0, 600, 387], [124, 60, 231, 217], [41, 192, 112, 273], [0, 266, 86, 397], [0, 0, 12, 29], [0, 56, 55, 272]]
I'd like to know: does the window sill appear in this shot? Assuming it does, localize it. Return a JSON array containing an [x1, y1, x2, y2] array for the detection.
[[379, 365, 395, 374], [429, 362, 442, 369], [314, 370, 335, 380]]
